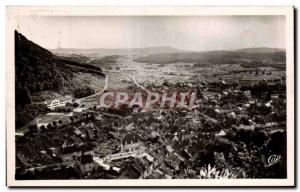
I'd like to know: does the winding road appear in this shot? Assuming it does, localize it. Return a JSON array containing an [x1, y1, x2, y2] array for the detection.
[[104, 69, 151, 93], [77, 69, 151, 104], [132, 76, 151, 94]]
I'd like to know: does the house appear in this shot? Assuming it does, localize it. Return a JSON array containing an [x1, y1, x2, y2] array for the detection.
[[121, 133, 142, 152], [165, 153, 181, 171], [228, 112, 236, 118], [265, 101, 272, 107], [253, 117, 265, 129], [73, 107, 89, 112], [271, 94, 280, 99], [172, 132, 179, 142], [74, 129, 83, 137], [44, 95, 72, 110], [249, 98, 256, 104], [166, 145, 174, 153], [70, 136, 84, 146], [138, 156, 153, 178], [237, 118, 255, 130], [159, 162, 174, 177], [180, 149, 192, 160], [149, 169, 165, 179], [119, 159, 145, 179], [243, 90, 252, 99], [215, 129, 226, 136], [181, 131, 195, 141], [262, 115, 278, 127]]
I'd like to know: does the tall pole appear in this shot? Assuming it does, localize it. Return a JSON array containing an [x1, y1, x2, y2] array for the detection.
[[58, 31, 61, 49]]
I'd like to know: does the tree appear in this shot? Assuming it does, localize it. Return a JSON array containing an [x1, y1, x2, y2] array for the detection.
[[40, 125, 46, 132], [70, 116, 74, 123], [47, 123, 53, 130], [15, 86, 32, 106], [72, 102, 79, 108], [267, 131, 286, 154], [52, 121, 57, 129], [253, 130, 268, 146], [74, 86, 95, 98], [28, 124, 38, 133], [265, 90, 272, 102]]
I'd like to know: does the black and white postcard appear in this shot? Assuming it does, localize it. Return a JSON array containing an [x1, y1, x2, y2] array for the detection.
[[6, 6, 294, 187]]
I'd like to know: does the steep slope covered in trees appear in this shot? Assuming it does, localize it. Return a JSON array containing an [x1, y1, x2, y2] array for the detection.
[[15, 31, 105, 129], [15, 31, 104, 106]]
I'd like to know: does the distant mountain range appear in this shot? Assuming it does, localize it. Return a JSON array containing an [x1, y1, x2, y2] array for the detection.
[[51, 46, 286, 66], [51, 46, 182, 57], [133, 48, 286, 65], [234, 47, 285, 53]]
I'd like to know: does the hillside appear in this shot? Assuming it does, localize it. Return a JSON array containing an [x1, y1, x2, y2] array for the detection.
[[133, 48, 286, 66], [15, 31, 105, 106], [234, 47, 285, 53]]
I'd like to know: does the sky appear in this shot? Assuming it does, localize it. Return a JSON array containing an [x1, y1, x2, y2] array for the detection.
[[16, 16, 286, 51]]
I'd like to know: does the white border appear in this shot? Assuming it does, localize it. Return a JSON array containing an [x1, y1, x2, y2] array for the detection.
[[6, 6, 294, 187]]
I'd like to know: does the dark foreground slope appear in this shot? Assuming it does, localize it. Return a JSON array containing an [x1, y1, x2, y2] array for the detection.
[[15, 31, 104, 106], [15, 31, 104, 129]]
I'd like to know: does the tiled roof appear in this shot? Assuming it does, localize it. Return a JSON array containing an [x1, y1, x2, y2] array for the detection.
[[122, 133, 142, 145]]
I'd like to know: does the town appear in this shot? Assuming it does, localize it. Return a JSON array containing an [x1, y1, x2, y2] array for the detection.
[[15, 66, 287, 179]]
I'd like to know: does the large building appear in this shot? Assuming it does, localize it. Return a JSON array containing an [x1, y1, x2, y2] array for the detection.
[[44, 95, 72, 110]]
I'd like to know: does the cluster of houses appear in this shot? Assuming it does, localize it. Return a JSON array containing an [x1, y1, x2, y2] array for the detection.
[[16, 74, 286, 179], [196, 79, 285, 133]]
